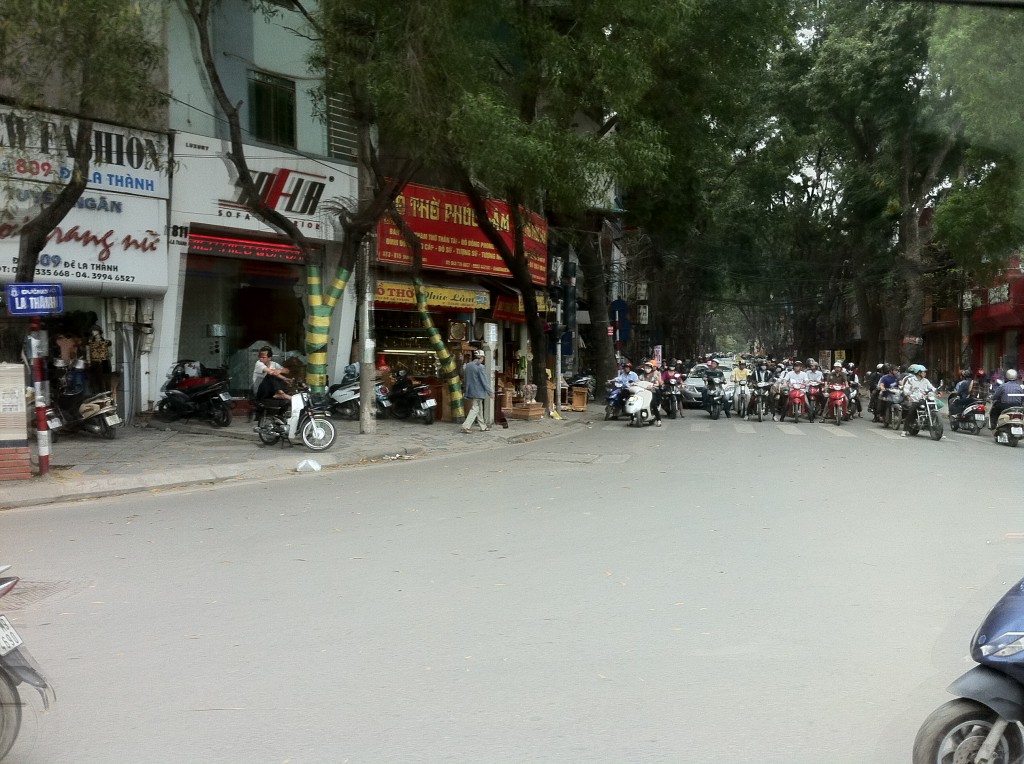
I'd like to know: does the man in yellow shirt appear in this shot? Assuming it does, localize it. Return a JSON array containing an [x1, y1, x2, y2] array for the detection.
[[730, 359, 752, 418]]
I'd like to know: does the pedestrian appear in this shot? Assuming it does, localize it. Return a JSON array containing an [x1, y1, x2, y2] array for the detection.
[[461, 350, 493, 433]]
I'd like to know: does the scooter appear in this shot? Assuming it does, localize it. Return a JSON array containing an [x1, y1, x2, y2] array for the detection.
[[904, 392, 944, 441], [662, 374, 683, 419], [387, 370, 437, 425], [913, 574, 1024, 763], [327, 363, 361, 420], [825, 383, 849, 425], [806, 380, 826, 422], [950, 399, 988, 436], [47, 389, 120, 440], [780, 382, 807, 423], [993, 406, 1024, 448], [624, 381, 657, 427], [604, 381, 629, 421], [848, 381, 862, 418], [0, 564, 56, 762], [704, 376, 729, 420], [881, 389, 904, 431], [156, 361, 232, 427], [566, 371, 596, 402], [750, 380, 773, 422], [253, 383, 337, 451], [733, 379, 751, 420]]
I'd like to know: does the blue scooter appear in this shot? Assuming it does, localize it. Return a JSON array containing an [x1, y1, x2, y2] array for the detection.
[[914, 576, 1024, 763], [604, 381, 629, 420]]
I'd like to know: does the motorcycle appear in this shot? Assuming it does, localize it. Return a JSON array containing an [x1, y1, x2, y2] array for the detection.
[[45, 359, 120, 439], [604, 381, 629, 421], [848, 381, 862, 418], [750, 380, 773, 422], [733, 379, 751, 420], [904, 392, 944, 440], [993, 406, 1024, 448], [913, 574, 1024, 763], [824, 383, 849, 426], [662, 374, 683, 419], [156, 361, 232, 427], [704, 375, 729, 420], [566, 371, 596, 402], [253, 383, 337, 451], [387, 370, 437, 424], [781, 382, 807, 423], [950, 399, 988, 436], [327, 363, 361, 420], [0, 564, 55, 762], [806, 380, 826, 422], [624, 381, 656, 427], [881, 389, 904, 431]]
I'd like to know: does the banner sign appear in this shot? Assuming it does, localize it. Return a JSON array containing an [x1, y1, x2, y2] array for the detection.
[[377, 182, 547, 285], [187, 232, 305, 265], [376, 280, 490, 310], [491, 292, 549, 322]]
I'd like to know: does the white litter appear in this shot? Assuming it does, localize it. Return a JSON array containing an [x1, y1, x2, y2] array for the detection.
[[296, 459, 322, 472]]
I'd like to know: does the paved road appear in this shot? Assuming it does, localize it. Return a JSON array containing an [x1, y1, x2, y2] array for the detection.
[[4, 413, 1024, 762]]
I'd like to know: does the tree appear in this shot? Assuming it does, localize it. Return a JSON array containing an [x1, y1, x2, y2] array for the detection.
[[0, 0, 164, 358]]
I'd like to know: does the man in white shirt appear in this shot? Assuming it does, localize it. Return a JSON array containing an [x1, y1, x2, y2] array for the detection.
[[253, 346, 292, 400], [776, 360, 809, 421]]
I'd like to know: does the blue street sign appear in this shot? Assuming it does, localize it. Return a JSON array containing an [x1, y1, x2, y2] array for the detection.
[[4, 283, 64, 316]]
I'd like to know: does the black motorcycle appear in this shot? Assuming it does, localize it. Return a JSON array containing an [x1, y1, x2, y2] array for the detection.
[[47, 361, 119, 439], [156, 360, 233, 427], [703, 374, 728, 420], [387, 370, 437, 424], [949, 397, 987, 435]]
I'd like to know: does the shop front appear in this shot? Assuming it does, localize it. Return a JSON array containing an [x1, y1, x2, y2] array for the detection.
[[375, 182, 548, 418], [0, 108, 170, 420], [168, 131, 357, 396], [970, 275, 1024, 374]]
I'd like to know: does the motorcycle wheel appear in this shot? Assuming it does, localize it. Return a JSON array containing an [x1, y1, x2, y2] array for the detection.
[[710, 403, 721, 421], [668, 399, 677, 419], [1009, 436, 1020, 448], [929, 418, 944, 441], [257, 416, 281, 446], [100, 417, 117, 439], [834, 406, 841, 426], [791, 404, 800, 424], [210, 400, 232, 428], [423, 407, 434, 425], [390, 402, 413, 420], [757, 399, 764, 422], [604, 405, 613, 421], [949, 417, 959, 432], [156, 399, 179, 423], [912, 698, 1023, 764], [300, 416, 337, 451], [0, 668, 21, 762]]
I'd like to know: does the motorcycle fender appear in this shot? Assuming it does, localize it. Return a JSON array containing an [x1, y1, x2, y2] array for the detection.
[[164, 389, 190, 404], [948, 665, 1024, 722], [1, 647, 55, 708]]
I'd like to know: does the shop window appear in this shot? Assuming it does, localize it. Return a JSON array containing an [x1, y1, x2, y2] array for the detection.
[[248, 71, 296, 148]]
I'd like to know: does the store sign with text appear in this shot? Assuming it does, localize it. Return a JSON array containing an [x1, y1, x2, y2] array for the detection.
[[376, 280, 490, 310], [169, 131, 355, 248], [0, 106, 167, 199], [0, 190, 168, 296], [376, 183, 547, 284]]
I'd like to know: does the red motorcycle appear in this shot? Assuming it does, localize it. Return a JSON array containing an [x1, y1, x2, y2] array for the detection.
[[807, 380, 826, 422], [825, 383, 849, 425], [782, 382, 808, 423]]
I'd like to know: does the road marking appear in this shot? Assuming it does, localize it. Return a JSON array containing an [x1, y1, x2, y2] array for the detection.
[[733, 423, 756, 433], [824, 426, 856, 437], [690, 422, 710, 432], [776, 424, 805, 435]]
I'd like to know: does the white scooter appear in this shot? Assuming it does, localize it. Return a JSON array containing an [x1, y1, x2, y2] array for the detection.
[[253, 384, 337, 451], [624, 380, 657, 427], [327, 362, 360, 420]]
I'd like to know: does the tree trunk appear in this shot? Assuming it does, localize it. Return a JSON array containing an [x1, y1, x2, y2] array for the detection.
[[576, 218, 616, 386]]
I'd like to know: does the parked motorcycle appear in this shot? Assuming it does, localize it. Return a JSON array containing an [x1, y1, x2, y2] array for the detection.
[[253, 383, 337, 451], [993, 406, 1024, 447], [604, 381, 629, 421], [913, 574, 1024, 763], [388, 370, 437, 424], [156, 361, 232, 427], [327, 363, 361, 420], [0, 564, 55, 761], [566, 371, 596, 402], [750, 380, 773, 422], [780, 382, 807, 423], [47, 388, 119, 440], [824, 383, 849, 426], [950, 399, 988, 436], [624, 381, 657, 427], [904, 392, 944, 440]]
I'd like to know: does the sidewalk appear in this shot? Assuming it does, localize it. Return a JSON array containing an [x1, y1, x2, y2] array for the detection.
[[1, 405, 596, 510]]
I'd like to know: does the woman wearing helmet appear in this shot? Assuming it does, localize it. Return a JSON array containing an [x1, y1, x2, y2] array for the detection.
[[990, 369, 1023, 429], [900, 365, 936, 436]]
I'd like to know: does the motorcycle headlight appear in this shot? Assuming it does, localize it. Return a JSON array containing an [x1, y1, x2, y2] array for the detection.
[[978, 631, 1024, 657]]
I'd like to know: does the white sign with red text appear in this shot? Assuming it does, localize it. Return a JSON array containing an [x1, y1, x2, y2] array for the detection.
[[169, 131, 354, 248]]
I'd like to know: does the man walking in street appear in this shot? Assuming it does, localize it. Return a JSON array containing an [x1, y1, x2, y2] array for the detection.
[[461, 350, 493, 433]]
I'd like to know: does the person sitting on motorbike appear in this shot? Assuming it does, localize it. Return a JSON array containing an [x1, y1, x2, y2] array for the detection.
[[750, 360, 775, 416], [899, 364, 937, 436], [948, 369, 977, 418], [661, 362, 685, 418], [776, 360, 809, 421], [989, 369, 1024, 430], [730, 359, 752, 417], [252, 346, 292, 401], [639, 361, 663, 426], [826, 361, 851, 417], [613, 362, 639, 387], [875, 364, 901, 423], [701, 359, 729, 416]]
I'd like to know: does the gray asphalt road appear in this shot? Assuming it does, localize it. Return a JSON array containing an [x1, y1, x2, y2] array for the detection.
[[4, 414, 1024, 763]]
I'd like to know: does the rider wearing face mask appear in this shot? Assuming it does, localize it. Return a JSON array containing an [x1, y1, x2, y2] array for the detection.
[[900, 364, 936, 436]]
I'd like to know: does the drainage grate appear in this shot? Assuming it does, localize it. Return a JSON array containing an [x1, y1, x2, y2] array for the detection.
[[2, 580, 74, 611]]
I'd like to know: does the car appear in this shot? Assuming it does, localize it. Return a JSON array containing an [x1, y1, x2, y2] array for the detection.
[[682, 363, 735, 408]]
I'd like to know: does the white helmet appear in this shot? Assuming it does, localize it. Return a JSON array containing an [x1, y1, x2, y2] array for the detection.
[[1007, 369, 1019, 381]]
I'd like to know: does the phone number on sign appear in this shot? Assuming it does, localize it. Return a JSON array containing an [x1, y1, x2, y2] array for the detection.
[[0, 265, 135, 282]]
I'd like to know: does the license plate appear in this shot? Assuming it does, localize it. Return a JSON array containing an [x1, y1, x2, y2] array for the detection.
[[976, 415, 986, 421], [105, 414, 121, 426], [48, 418, 62, 430], [380, 399, 391, 407], [0, 615, 23, 657], [219, 391, 231, 401], [423, 398, 436, 408], [1013, 427, 1023, 436]]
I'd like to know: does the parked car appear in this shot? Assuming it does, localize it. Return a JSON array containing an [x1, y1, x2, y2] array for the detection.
[[682, 363, 735, 408]]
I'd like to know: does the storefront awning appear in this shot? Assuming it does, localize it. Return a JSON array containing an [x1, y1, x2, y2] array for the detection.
[[376, 280, 490, 310]]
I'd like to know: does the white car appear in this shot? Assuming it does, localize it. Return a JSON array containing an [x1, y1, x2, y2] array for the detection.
[[682, 363, 735, 407]]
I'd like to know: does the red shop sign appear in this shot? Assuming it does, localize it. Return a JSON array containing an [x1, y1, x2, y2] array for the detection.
[[377, 182, 547, 285]]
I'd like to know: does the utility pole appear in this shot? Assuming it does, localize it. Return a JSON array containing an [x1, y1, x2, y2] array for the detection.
[[358, 236, 376, 434]]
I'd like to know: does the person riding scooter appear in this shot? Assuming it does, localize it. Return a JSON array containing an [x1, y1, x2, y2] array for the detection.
[[639, 361, 663, 427], [989, 368, 1024, 429]]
